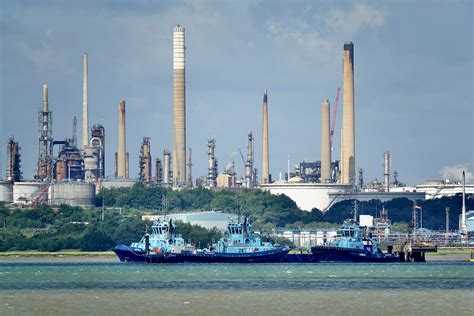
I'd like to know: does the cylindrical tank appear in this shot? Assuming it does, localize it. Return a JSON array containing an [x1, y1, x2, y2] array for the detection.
[[13, 182, 48, 205], [0, 181, 14, 203], [49, 182, 95, 207]]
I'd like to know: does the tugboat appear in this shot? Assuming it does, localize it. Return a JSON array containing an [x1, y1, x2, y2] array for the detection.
[[113, 218, 193, 263], [113, 216, 290, 263], [311, 219, 399, 263]]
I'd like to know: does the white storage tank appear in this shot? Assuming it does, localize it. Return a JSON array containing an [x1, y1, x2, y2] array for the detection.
[[13, 181, 48, 205], [49, 182, 96, 207], [0, 181, 14, 203]]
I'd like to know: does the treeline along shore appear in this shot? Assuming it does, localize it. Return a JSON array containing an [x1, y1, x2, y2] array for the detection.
[[0, 183, 471, 252]]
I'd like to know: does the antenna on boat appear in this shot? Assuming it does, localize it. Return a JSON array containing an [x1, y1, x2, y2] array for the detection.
[[352, 200, 359, 223]]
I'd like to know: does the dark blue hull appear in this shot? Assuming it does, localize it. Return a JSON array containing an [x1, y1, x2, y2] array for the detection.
[[311, 245, 399, 263], [113, 245, 290, 263]]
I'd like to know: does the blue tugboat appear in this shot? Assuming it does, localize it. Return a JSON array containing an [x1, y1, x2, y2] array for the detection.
[[113, 216, 290, 263], [310, 219, 398, 263]]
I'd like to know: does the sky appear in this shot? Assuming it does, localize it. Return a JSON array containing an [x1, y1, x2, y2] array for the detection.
[[0, 0, 473, 185]]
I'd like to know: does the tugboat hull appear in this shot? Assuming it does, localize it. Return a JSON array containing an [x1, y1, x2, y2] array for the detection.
[[113, 245, 290, 264], [311, 245, 399, 263]]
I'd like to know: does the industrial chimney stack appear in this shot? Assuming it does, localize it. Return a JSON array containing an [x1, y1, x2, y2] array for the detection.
[[82, 53, 89, 148], [341, 42, 355, 184], [320, 100, 331, 183], [117, 100, 127, 178], [172, 25, 186, 187], [383, 151, 391, 192], [261, 90, 269, 184]]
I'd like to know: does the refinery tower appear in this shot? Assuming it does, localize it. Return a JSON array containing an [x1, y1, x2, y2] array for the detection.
[[172, 25, 186, 186]]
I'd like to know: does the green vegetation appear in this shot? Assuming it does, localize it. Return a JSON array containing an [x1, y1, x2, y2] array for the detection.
[[0, 184, 471, 252]]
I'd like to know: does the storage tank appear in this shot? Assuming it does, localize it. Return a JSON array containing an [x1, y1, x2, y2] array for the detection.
[[13, 181, 48, 205], [0, 181, 14, 203], [49, 182, 95, 207]]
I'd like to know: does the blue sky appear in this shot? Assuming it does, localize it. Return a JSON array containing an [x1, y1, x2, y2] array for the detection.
[[1, 0, 473, 185]]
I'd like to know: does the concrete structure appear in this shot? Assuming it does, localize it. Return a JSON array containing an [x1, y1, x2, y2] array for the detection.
[[142, 210, 236, 232], [0, 181, 13, 203], [341, 42, 355, 184], [384, 151, 390, 192], [36, 84, 53, 181], [261, 182, 354, 211], [83, 146, 99, 182], [98, 178, 138, 191], [49, 182, 95, 207], [320, 100, 331, 183], [82, 53, 89, 148], [117, 100, 127, 178], [261, 90, 269, 184], [172, 25, 186, 187], [415, 180, 474, 199], [13, 181, 48, 205]]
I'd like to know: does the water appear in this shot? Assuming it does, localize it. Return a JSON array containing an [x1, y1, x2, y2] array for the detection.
[[0, 262, 473, 315]]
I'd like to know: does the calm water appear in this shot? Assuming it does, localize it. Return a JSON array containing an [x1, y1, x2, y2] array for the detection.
[[0, 262, 473, 315]]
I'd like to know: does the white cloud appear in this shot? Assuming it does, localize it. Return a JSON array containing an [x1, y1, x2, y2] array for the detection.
[[440, 163, 474, 183], [325, 3, 387, 36]]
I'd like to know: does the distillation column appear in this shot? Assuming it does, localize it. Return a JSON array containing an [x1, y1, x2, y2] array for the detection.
[[320, 100, 331, 183], [341, 42, 355, 184], [261, 90, 269, 184], [36, 84, 53, 181], [384, 151, 391, 192], [172, 25, 186, 187]]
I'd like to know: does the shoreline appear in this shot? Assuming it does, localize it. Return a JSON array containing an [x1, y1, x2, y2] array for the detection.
[[0, 251, 471, 263]]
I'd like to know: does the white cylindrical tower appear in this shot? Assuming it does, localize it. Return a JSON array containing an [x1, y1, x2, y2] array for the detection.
[[383, 151, 391, 192], [341, 42, 355, 184], [172, 25, 186, 187], [320, 100, 331, 183]]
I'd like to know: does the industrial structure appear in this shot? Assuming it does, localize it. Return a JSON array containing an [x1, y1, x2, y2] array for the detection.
[[82, 53, 89, 149], [207, 137, 217, 187], [155, 158, 162, 184], [6, 137, 22, 182], [243, 131, 256, 188], [36, 84, 53, 181], [172, 24, 187, 187], [217, 161, 237, 188], [90, 124, 105, 179], [187, 148, 193, 187], [320, 100, 331, 183], [261, 90, 270, 184], [139, 137, 152, 183], [340, 42, 356, 184], [162, 150, 172, 186], [116, 100, 128, 179]]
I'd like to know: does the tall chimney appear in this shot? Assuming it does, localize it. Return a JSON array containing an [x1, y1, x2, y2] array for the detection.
[[320, 100, 331, 183], [341, 42, 355, 184], [82, 53, 89, 148], [383, 151, 391, 192], [117, 100, 126, 178], [172, 25, 186, 187], [261, 90, 269, 184], [43, 84, 48, 112]]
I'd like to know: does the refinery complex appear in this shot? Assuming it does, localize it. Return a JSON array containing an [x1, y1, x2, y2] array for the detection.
[[0, 24, 472, 232]]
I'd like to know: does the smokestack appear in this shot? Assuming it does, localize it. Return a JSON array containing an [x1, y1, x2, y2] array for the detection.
[[163, 150, 171, 185], [261, 90, 269, 184], [383, 151, 391, 192], [320, 100, 331, 183], [172, 25, 186, 187], [82, 53, 89, 148], [461, 171, 467, 234], [117, 100, 126, 178], [42, 84, 48, 112], [341, 42, 355, 184]]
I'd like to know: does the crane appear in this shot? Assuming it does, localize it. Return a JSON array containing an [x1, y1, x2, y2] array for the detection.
[[330, 87, 340, 151]]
